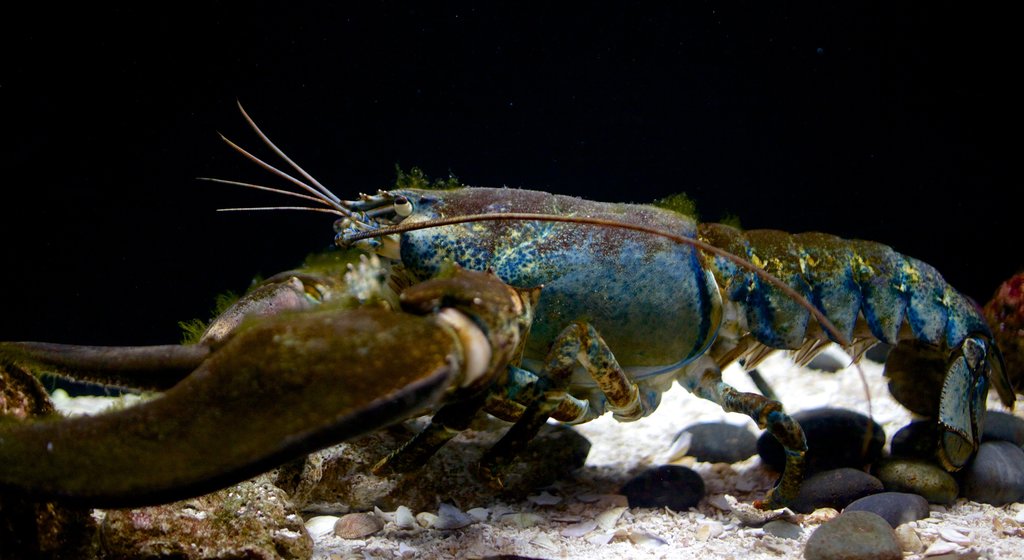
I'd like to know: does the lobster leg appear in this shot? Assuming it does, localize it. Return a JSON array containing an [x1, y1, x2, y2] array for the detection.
[[372, 393, 488, 475], [681, 357, 807, 509], [479, 321, 646, 479]]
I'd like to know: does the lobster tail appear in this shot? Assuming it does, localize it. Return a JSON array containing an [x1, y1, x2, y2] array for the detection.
[[698, 223, 1002, 362]]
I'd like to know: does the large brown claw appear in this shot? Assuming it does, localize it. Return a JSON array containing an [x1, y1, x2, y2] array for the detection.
[[0, 307, 458, 508], [0, 341, 210, 391]]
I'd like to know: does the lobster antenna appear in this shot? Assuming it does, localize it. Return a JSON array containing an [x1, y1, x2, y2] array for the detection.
[[198, 177, 331, 206], [235, 100, 343, 205], [217, 206, 345, 216], [346, 211, 875, 419], [215, 132, 348, 214]]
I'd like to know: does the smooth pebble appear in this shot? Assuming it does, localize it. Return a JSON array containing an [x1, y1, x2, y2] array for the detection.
[[673, 422, 758, 463], [804, 511, 901, 560], [758, 408, 884, 473], [763, 519, 802, 540], [873, 458, 958, 504], [620, 465, 705, 511], [843, 492, 929, 527], [960, 441, 1024, 505], [791, 468, 883, 513], [982, 410, 1024, 446]]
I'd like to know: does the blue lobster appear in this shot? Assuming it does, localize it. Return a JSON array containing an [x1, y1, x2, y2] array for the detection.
[[0, 104, 1015, 513]]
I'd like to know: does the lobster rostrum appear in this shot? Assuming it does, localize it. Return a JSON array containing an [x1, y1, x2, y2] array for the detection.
[[0, 104, 1016, 513]]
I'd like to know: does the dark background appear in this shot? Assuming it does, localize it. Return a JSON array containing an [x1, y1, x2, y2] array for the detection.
[[0, 4, 1017, 351]]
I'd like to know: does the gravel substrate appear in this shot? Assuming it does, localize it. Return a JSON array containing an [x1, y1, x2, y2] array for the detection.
[[303, 350, 1024, 559], [50, 349, 1024, 559]]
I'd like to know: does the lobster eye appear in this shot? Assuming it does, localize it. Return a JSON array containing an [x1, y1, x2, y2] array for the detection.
[[393, 196, 413, 217]]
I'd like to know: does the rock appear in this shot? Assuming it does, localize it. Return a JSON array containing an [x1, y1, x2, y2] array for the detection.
[[889, 420, 938, 460], [983, 272, 1024, 396], [790, 468, 883, 514], [101, 479, 312, 559], [864, 343, 892, 364], [763, 519, 802, 539], [882, 339, 947, 417], [959, 441, 1024, 505], [804, 511, 901, 560], [673, 422, 757, 463], [334, 512, 383, 539], [843, 492, 930, 528], [0, 363, 98, 559], [279, 417, 590, 513], [872, 459, 958, 505], [982, 410, 1024, 446], [620, 465, 705, 511], [806, 353, 845, 373], [758, 408, 884, 474]]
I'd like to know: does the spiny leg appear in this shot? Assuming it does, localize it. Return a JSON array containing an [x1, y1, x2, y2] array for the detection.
[[479, 321, 649, 482], [681, 359, 807, 509], [372, 393, 487, 475], [373, 363, 591, 475]]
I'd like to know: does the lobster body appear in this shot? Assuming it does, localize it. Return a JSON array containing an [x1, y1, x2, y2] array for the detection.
[[395, 187, 721, 381], [343, 185, 1013, 494]]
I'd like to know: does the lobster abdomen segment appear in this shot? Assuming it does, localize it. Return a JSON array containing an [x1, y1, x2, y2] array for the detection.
[[698, 223, 990, 352]]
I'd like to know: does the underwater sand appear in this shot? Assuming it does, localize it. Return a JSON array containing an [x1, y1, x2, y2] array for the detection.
[[305, 349, 1024, 559]]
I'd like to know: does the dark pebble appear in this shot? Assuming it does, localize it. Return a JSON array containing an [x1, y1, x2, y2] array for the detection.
[[873, 458, 958, 505], [844, 492, 930, 528], [982, 410, 1024, 446], [882, 340, 945, 417], [791, 468, 883, 514], [806, 353, 845, 373], [960, 441, 1024, 505], [889, 420, 939, 460], [758, 408, 884, 474], [620, 465, 705, 511], [863, 342, 892, 364], [804, 511, 901, 560], [674, 422, 757, 463]]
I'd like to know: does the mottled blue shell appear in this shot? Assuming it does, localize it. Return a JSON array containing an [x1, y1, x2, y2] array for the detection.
[[393, 187, 722, 373]]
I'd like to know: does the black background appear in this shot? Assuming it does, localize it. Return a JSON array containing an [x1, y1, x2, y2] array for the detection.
[[0, 4, 1018, 349]]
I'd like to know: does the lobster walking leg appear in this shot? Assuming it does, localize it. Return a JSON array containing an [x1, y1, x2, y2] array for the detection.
[[682, 359, 807, 509], [479, 321, 650, 480]]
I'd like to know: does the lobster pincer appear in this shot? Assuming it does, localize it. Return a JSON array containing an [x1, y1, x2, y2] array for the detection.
[[0, 261, 537, 508]]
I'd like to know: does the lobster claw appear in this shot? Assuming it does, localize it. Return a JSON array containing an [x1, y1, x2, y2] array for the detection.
[[0, 307, 461, 508]]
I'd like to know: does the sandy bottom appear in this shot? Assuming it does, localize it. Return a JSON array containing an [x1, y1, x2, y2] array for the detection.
[[306, 350, 1024, 559]]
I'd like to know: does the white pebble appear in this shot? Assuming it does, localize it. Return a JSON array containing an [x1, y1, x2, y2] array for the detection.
[[586, 530, 616, 546], [923, 540, 960, 556], [560, 519, 598, 538], [696, 520, 724, 541], [937, 526, 972, 545], [628, 531, 668, 547], [395, 505, 416, 529], [416, 512, 438, 528], [667, 430, 693, 461], [530, 532, 558, 551], [304, 515, 340, 539], [466, 507, 490, 523]]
